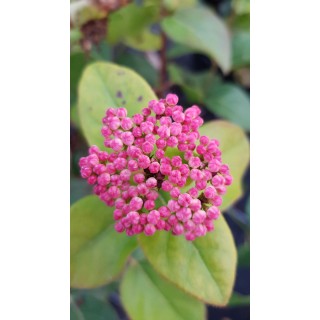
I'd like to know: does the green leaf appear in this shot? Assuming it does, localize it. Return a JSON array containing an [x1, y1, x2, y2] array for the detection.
[[199, 121, 249, 211], [162, 7, 231, 73], [232, 31, 250, 69], [228, 292, 250, 307], [107, 4, 159, 43], [121, 261, 205, 320], [70, 195, 137, 288], [124, 29, 161, 52], [70, 294, 118, 320], [204, 83, 250, 130], [78, 62, 157, 148], [139, 216, 237, 306]]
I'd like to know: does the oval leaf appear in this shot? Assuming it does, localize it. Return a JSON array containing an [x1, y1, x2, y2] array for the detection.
[[161, 7, 231, 73], [199, 120, 249, 211], [70, 195, 137, 288], [121, 261, 205, 320], [204, 83, 250, 130], [78, 62, 157, 148], [139, 216, 237, 306]]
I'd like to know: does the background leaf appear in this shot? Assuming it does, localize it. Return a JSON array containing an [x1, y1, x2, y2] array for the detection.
[[162, 7, 231, 73], [121, 261, 205, 320], [78, 62, 157, 148], [70, 195, 137, 288], [107, 3, 159, 44], [199, 120, 250, 211], [124, 29, 162, 52], [232, 31, 250, 69], [228, 292, 250, 307], [204, 83, 250, 130], [70, 294, 118, 320], [139, 216, 237, 306]]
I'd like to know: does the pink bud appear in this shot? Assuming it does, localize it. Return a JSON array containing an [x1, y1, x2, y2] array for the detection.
[[146, 177, 157, 188], [142, 141, 154, 154], [170, 187, 180, 198], [147, 210, 160, 224], [149, 162, 160, 173], [144, 200, 155, 210], [166, 93, 178, 105], [161, 180, 173, 192], [80, 166, 92, 179], [130, 197, 143, 211], [173, 224, 184, 235], [144, 224, 156, 236], [114, 221, 125, 233], [159, 206, 170, 218], [138, 155, 151, 169], [192, 210, 206, 224], [133, 114, 144, 125], [204, 186, 216, 199]]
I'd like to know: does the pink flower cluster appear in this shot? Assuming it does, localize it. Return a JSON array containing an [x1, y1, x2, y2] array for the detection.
[[79, 94, 232, 241]]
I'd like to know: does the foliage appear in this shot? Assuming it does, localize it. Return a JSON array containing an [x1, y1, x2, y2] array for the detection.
[[70, 0, 250, 318]]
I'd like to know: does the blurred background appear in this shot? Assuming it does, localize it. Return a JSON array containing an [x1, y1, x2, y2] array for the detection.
[[70, 0, 250, 319]]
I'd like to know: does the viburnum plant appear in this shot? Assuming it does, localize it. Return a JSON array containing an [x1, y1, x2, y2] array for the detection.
[[79, 93, 233, 241], [70, 62, 249, 320]]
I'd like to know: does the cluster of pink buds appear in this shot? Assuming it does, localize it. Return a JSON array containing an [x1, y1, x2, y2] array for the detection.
[[79, 94, 232, 240]]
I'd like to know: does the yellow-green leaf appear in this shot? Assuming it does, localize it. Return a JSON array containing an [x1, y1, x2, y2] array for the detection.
[[199, 120, 249, 211], [70, 195, 137, 288], [78, 62, 157, 148], [121, 261, 205, 320], [139, 216, 237, 306]]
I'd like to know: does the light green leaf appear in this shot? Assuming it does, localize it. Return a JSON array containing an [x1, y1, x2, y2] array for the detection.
[[162, 7, 231, 73], [121, 261, 205, 320], [70, 195, 137, 288], [139, 216, 237, 306], [78, 62, 157, 148], [107, 4, 159, 43], [204, 83, 250, 130], [232, 31, 250, 69], [199, 121, 249, 211]]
